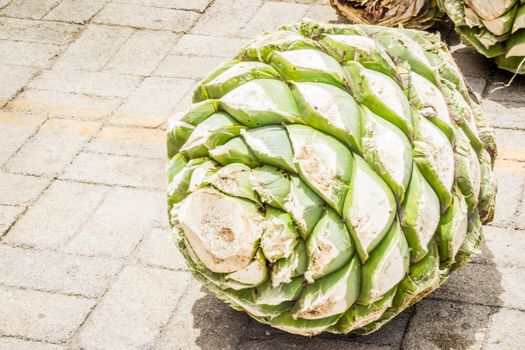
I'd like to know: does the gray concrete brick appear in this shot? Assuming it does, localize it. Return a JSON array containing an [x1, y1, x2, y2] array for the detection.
[[242, 1, 309, 36], [485, 308, 525, 350], [172, 34, 248, 58], [153, 55, 225, 79], [29, 69, 142, 98], [305, 4, 344, 23], [0, 110, 45, 165], [482, 99, 525, 130], [154, 279, 249, 350], [104, 30, 178, 76], [65, 188, 164, 257], [94, 3, 199, 31], [432, 262, 525, 311], [0, 205, 23, 237], [486, 73, 525, 103], [0, 246, 122, 298], [9, 89, 122, 120], [450, 46, 495, 78], [0, 39, 61, 68], [491, 159, 525, 228], [191, 0, 263, 37], [0, 172, 49, 206], [239, 336, 390, 350], [0, 287, 95, 343], [79, 265, 190, 350], [403, 299, 493, 350], [111, 0, 212, 11], [0, 338, 65, 350], [0, 0, 61, 19], [136, 227, 188, 270], [112, 76, 194, 127], [0, 17, 80, 44], [5, 180, 107, 249], [55, 25, 134, 72], [86, 125, 165, 159], [0, 64, 35, 105], [494, 128, 525, 162], [62, 152, 164, 188], [464, 75, 487, 101], [43, 0, 106, 24], [482, 226, 525, 268], [6, 118, 100, 176]]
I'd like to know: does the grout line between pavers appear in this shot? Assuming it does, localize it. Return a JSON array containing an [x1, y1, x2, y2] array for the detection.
[[0, 334, 67, 346], [0, 282, 96, 301], [427, 295, 525, 313]]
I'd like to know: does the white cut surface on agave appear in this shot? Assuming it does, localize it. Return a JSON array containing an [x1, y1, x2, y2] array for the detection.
[[306, 225, 339, 281], [276, 49, 344, 75], [293, 139, 338, 196], [419, 118, 455, 191], [226, 250, 266, 285], [294, 279, 349, 319], [401, 34, 432, 66], [370, 248, 406, 302], [293, 82, 352, 130], [451, 204, 469, 257], [249, 30, 306, 49], [347, 159, 395, 254], [178, 189, 262, 273], [411, 72, 452, 126], [414, 180, 441, 247], [221, 79, 285, 111], [209, 62, 272, 85], [262, 218, 295, 261], [188, 165, 213, 192], [467, 145, 482, 200], [365, 111, 411, 186], [325, 34, 378, 52], [363, 68, 412, 122]]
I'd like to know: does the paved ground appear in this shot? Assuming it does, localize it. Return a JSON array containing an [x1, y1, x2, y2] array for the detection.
[[0, 0, 524, 349]]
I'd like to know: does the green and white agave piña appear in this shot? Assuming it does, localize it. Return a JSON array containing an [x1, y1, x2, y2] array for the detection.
[[166, 19, 497, 336], [438, 0, 525, 73], [330, 0, 442, 29]]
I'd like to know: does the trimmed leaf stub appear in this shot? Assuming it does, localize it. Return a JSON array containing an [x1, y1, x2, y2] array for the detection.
[[167, 19, 497, 336]]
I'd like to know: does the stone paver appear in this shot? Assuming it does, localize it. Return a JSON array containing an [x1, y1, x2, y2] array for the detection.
[[137, 228, 188, 270], [0, 64, 36, 105], [0, 172, 49, 205], [485, 308, 525, 350], [8, 88, 122, 120], [6, 118, 99, 176], [5, 180, 107, 248], [62, 152, 164, 188], [111, 76, 194, 127], [0, 205, 24, 237], [93, 3, 199, 31], [403, 299, 494, 350], [0, 109, 45, 165], [0, 245, 122, 297], [43, 0, 106, 24], [79, 265, 190, 350], [0, 338, 65, 350], [0, 1, 524, 349], [55, 25, 134, 72], [65, 188, 164, 257], [104, 30, 179, 76], [0, 286, 95, 343]]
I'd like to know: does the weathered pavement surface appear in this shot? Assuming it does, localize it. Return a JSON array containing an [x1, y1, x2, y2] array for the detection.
[[0, 0, 524, 349]]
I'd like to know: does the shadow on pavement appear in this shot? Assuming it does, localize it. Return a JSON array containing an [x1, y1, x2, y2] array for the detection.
[[191, 243, 502, 349]]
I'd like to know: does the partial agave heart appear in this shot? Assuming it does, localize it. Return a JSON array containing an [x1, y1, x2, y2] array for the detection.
[[330, 0, 443, 29], [166, 19, 497, 336], [439, 0, 525, 74]]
